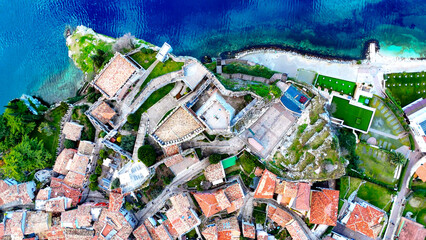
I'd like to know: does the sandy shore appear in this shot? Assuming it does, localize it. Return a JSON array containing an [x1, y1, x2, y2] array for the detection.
[[237, 47, 426, 82]]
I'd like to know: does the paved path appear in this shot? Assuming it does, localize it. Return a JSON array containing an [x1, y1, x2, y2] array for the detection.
[[132, 113, 149, 160], [369, 128, 407, 140], [136, 159, 210, 220], [383, 149, 423, 240], [181, 136, 245, 155], [146, 93, 179, 132]]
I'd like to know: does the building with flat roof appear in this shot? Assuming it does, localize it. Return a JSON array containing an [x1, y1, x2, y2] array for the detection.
[[403, 98, 426, 152], [280, 85, 310, 115], [93, 52, 140, 98], [196, 91, 235, 132], [330, 94, 375, 133], [156, 42, 173, 62], [182, 61, 208, 90], [151, 106, 204, 146]]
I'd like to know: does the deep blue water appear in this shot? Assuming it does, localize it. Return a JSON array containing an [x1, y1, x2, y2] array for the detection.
[[0, 0, 424, 108]]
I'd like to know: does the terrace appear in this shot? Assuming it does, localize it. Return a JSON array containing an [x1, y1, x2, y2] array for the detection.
[[385, 71, 426, 107], [315, 74, 357, 96]]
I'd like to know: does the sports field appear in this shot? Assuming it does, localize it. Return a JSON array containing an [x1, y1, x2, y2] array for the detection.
[[385, 71, 426, 107], [331, 96, 374, 132], [315, 75, 357, 96]]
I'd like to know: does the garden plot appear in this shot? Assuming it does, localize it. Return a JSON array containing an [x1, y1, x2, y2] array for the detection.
[[360, 96, 410, 150], [355, 143, 398, 186], [403, 191, 426, 226], [385, 71, 426, 107]]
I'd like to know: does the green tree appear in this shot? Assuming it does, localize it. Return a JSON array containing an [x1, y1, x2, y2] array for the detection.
[[64, 139, 77, 149], [209, 153, 222, 164], [89, 174, 98, 182], [89, 182, 99, 191], [138, 145, 157, 167], [1, 136, 51, 181], [120, 135, 136, 152], [389, 152, 407, 165]]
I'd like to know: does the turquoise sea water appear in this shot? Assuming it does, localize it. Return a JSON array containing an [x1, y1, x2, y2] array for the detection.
[[0, 0, 424, 108]]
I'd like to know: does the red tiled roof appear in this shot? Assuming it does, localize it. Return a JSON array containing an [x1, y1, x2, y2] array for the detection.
[[63, 122, 84, 141], [268, 205, 293, 227], [108, 191, 124, 212], [93, 209, 134, 240], [284, 181, 298, 198], [215, 190, 231, 210], [164, 154, 184, 168], [163, 145, 179, 157], [346, 203, 385, 238], [67, 154, 89, 175], [50, 177, 82, 206], [91, 102, 116, 125], [286, 221, 308, 240], [416, 164, 426, 182], [61, 205, 92, 229], [24, 211, 50, 235], [133, 224, 153, 240], [217, 217, 240, 240], [0, 223, 4, 239], [44, 197, 68, 212], [163, 219, 179, 239], [64, 171, 86, 189], [202, 225, 218, 240], [154, 224, 172, 240], [193, 192, 221, 217], [310, 189, 339, 226], [257, 231, 268, 240], [4, 211, 25, 239], [0, 181, 35, 207], [54, 148, 77, 175], [242, 222, 255, 239], [254, 167, 264, 177], [397, 217, 426, 240], [204, 163, 225, 184], [36, 188, 50, 201], [294, 182, 310, 211], [254, 170, 277, 199]]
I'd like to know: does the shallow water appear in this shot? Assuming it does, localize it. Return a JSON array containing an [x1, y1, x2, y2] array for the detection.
[[0, 0, 424, 108]]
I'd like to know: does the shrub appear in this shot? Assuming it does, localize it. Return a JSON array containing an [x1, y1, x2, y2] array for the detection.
[[88, 182, 99, 191], [95, 165, 102, 175], [64, 139, 77, 149], [298, 124, 308, 134], [138, 145, 157, 167], [89, 174, 98, 182], [209, 153, 222, 164], [120, 135, 136, 152]]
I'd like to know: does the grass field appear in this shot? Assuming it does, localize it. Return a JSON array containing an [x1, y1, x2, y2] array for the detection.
[[339, 176, 394, 212], [129, 49, 157, 69], [315, 75, 357, 96], [140, 59, 184, 91], [31, 103, 69, 157], [355, 143, 397, 186], [403, 191, 426, 226], [385, 71, 426, 107], [331, 95, 374, 132], [223, 62, 278, 79]]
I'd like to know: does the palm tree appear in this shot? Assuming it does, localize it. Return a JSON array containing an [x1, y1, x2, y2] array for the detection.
[[389, 152, 406, 165]]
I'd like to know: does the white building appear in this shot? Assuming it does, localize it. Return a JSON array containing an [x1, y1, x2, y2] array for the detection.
[[156, 42, 172, 62], [116, 161, 150, 193], [403, 98, 426, 152]]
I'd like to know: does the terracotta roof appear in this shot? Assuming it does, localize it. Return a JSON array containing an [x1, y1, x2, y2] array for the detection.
[[91, 102, 117, 125], [165, 193, 200, 236], [202, 225, 218, 240], [36, 188, 51, 201], [94, 53, 137, 98], [192, 182, 245, 217], [217, 217, 240, 240], [163, 219, 179, 239], [63, 122, 84, 141], [78, 141, 95, 155], [50, 177, 82, 206], [169, 193, 191, 214], [275, 180, 285, 194], [242, 222, 255, 239], [54, 148, 77, 175], [154, 224, 173, 240], [310, 189, 339, 226], [153, 106, 204, 144], [108, 191, 124, 212], [284, 181, 298, 198], [67, 153, 89, 175], [163, 145, 179, 157], [44, 197, 69, 212], [61, 205, 92, 229], [285, 220, 308, 240], [164, 154, 184, 168], [254, 167, 264, 177], [133, 224, 153, 240], [24, 211, 51, 235], [268, 205, 293, 227], [397, 217, 426, 240], [93, 209, 135, 240], [64, 171, 86, 189], [193, 192, 221, 217], [0, 180, 35, 207], [39, 217, 65, 240], [415, 164, 426, 182], [204, 163, 225, 184], [63, 228, 95, 240], [4, 211, 25, 239], [257, 231, 268, 240], [294, 182, 310, 211], [346, 203, 385, 238], [254, 170, 277, 199]]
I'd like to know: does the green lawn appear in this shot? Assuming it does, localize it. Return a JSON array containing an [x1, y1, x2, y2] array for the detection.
[[315, 75, 357, 96], [339, 176, 394, 212], [330, 95, 374, 132], [253, 203, 267, 224], [186, 174, 206, 188], [139, 59, 184, 91], [385, 71, 426, 107], [129, 49, 157, 69], [128, 83, 175, 130], [355, 143, 397, 187], [403, 191, 426, 226], [222, 62, 278, 79], [31, 103, 69, 156]]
